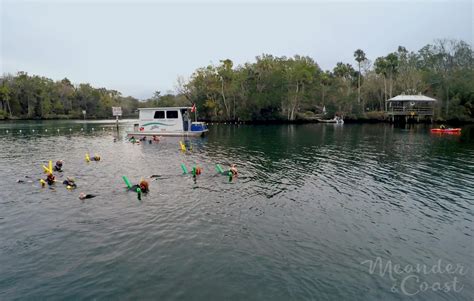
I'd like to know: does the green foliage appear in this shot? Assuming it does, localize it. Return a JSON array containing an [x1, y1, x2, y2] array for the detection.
[[1, 39, 472, 122], [0, 73, 140, 119]]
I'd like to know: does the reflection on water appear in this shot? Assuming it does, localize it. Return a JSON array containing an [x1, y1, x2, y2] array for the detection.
[[0, 121, 473, 300]]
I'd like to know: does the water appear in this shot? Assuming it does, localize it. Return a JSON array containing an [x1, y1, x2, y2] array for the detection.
[[0, 121, 473, 300]]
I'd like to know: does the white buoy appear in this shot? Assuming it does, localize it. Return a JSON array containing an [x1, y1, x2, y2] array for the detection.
[[19, 130, 22, 133], [81, 128, 83, 131], [69, 128, 72, 131], [92, 128, 95, 131], [57, 129, 60, 132], [6, 130, 8, 133], [32, 129, 35, 132], [45, 129, 48, 132]]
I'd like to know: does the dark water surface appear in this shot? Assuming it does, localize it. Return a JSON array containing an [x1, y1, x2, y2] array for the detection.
[[0, 121, 473, 300]]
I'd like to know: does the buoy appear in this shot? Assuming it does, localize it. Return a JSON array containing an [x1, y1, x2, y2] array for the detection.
[[69, 128, 72, 131], [216, 164, 224, 174], [45, 129, 48, 132], [32, 129, 35, 132], [19, 130, 22, 133], [92, 128, 95, 131], [40, 179, 46, 187], [85, 154, 90, 162], [122, 176, 132, 189], [180, 163, 188, 174], [57, 129, 60, 132]]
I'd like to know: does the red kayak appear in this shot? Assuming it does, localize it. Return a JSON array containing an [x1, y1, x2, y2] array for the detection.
[[430, 128, 461, 134]]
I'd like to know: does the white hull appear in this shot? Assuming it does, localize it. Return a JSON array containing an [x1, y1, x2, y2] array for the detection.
[[126, 130, 208, 137]]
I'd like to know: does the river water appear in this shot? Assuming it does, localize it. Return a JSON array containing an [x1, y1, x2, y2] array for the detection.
[[0, 121, 472, 300]]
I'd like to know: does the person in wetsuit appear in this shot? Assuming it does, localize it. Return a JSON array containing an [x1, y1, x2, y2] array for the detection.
[[79, 192, 97, 200], [63, 177, 77, 189], [53, 160, 64, 172], [46, 173, 55, 185]]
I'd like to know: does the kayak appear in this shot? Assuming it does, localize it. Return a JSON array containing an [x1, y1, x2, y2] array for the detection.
[[430, 128, 461, 133]]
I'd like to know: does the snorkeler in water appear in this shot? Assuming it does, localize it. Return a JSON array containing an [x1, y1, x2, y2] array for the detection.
[[53, 160, 64, 172], [79, 193, 97, 200], [91, 155, 101, 161], [130, 179, 149, 193], [45, 173, 56, 185], [63, 177, 77, 189], [229, 164, 238, 177]]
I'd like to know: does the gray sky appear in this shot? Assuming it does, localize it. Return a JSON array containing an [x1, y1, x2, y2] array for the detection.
[[1, 0, 472, 99]]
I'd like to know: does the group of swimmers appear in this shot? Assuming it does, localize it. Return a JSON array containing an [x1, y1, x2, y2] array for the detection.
[[129, 135, 161, 144], [33, 136, 239, 200]]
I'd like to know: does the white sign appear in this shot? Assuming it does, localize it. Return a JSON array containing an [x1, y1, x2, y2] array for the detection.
[[112, 107, 122, 116]]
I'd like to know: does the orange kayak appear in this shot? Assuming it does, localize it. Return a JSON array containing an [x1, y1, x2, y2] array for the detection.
[[430, 128, 461, 133]]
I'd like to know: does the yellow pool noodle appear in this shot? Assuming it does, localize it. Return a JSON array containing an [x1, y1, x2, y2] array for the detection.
[[85, 154, 90, 162], [42, 165, 52, 174], [48, 160, 52, 173], [179, 141, 186, 151], [40, 179, 46, 186]]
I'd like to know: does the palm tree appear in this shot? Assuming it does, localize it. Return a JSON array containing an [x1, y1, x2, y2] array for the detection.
[[354, 49, 367, 106]]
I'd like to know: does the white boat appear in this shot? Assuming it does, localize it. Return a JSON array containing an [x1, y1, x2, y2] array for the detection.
[[127, 107, 209, 137]]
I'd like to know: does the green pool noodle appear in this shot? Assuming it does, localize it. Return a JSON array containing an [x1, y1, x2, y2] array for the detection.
[[192, 166, 196, 176], [228, 171, 233, 182], [216, 164, 224, 174], [122, 176, 132, 189], [136, 187, 142, 200], [180, 163, 188, 174]]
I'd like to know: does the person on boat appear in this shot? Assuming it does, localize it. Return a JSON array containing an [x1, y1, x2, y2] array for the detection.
[[45, 173, 55, 185], [53, 160, 64, 172], [152, 135, 160, 142], [141, 136, 147, 141], [440, 124, 446, 129], [129, 136, 136, 143], [63, 177, 77, 189], [79, 193, 97, 200]]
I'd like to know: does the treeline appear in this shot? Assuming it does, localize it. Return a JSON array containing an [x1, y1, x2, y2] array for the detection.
[[0, 73, 141, 119], [176, 39, 473, 122], [0, 39, 472, 121]]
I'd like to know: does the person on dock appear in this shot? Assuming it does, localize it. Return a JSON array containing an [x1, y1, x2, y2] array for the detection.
[[53, 160, 64, 172]]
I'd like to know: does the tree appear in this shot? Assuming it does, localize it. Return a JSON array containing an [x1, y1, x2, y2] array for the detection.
[[354, 49, 367, 106]]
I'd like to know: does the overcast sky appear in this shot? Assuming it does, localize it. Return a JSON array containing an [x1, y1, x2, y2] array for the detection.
[[1, 0, 472, 99]]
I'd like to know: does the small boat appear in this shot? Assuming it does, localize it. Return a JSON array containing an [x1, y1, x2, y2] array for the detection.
[[430, 128, 461, 134], [127, 107, 209, 137], [318, 116, 344, 124]]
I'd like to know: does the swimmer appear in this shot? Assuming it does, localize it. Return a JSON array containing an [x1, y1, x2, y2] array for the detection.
[[229, 164, 238, 177], [53, 160, 64, 172], [63, 177, 77, 188], [91, 155, 101, 161], [79, 193, 97, 200], [45, 173, 56, 185], [130, 179, 149, 193]]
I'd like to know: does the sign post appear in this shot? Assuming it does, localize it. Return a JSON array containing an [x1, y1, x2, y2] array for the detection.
[[112, 107, 122, 131]]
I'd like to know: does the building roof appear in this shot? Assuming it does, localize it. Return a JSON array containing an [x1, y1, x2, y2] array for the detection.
[[386, 95, 437, 102], [138, 107, 191, 110]]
